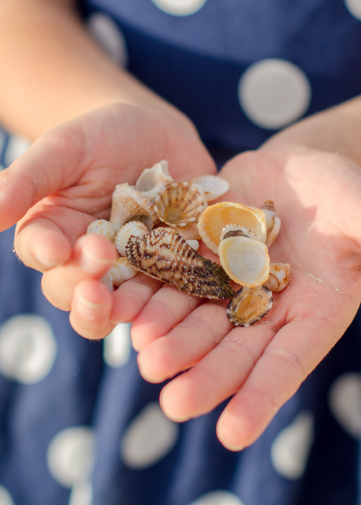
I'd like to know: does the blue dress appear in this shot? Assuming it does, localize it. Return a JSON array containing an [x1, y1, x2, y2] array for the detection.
[[0, 1, 361, 504]]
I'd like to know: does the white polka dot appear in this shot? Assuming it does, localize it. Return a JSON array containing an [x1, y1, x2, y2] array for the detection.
[[238, 59, 311, 130], [151, 0, 208, 16], [345, 0, 361, 20], [270, 411, 314, 479], [0, 486, 14, 505], [47, 427, 95, 488], [328, 372, 361, 439], [189, 490, 244, 505], [4, 135, 31, 166], [103, 323, 131, 368], [120, 402, 179, 469], [87, 13, 128, 67], [0, 315, 57, 384], [68, 481, 93, 505]]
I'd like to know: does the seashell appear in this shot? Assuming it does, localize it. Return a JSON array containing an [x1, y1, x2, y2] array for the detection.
[[220, 224, 258, 242], [110, 183, 158, 232], [227, 286, 273, 327], [191, 174, 230, 202], [135, 160, 174, 202], [264, 263, 290, 292], [115, 221, 149, 256], [173, 222, 201, 240], [186, 240, 199, 251], [218, 235, 270, 287], [154, 182, 205, 227], [198, 202, 267, 254], [109, 257, 137, 287], [261, 200, 281, 247], [126, 228, 234, 300], [87, 219, 115, 242], [101, 270, 114, 291]]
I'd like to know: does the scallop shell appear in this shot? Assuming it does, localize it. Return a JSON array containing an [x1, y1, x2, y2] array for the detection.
[[218, 235, 270, 287], [87, 219, 115, 242], [191, 175, 230, 202], [220, 224, 258, 242], [198, 202, 267, 254], [154, 182, 205, 227], [263, 263, 290, 292], [261, 200, 281, 247], [109, 257, 137, 287], [227, 286, 273, 327], [110, 183, 158, 232], [135, 160, 174, 202], [126, 228, 234, 300], [115, 221, 149, 256]]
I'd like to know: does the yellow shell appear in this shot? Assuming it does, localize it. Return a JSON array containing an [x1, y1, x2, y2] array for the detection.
[[154, 182, 205, 227], [197, 202, 267, 254]]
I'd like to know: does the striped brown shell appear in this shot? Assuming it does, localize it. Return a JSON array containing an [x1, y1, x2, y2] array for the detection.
[[126, 228, 234, 300]]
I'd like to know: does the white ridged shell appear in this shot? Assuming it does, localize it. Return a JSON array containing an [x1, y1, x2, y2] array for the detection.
[[191, 175, 230, 202], [115, 221, 149, 256], [154, 182, 205, 227], [109, 257, 137, 287], [135, 160, 174, 202], [227, 286, 273, 327], [87, 219, 115, 242], [264, 263, 290, 292]]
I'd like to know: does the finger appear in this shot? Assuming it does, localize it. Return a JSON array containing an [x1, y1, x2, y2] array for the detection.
[[41, 233, 117, 310], [158, 322, 276, 420], [69, 278, 114, 339], [109, 274, 163, 324], [137, 301, 232, 382], [130, 285, 203, 351], [216, 316, 342, 450]]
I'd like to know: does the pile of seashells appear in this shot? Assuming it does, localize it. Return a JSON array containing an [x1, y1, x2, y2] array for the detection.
[[87, 161, 290, 327]]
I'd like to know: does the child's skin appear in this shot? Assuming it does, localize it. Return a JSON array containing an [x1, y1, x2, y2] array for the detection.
[[1, 0, 361, 452]]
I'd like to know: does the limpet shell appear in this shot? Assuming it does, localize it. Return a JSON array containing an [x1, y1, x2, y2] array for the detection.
[[110, 183, 158, 232], [115, 221, 149, 256], [87, 219, 115, 242], [264, 263, 290, 292], [198, 202, 267, 254], [126, 228, 234, 300], [191, 175, 230, 202], [218, 235, 270, 287], [227, 286, 273, 327], [135, 160, 174, 202], [154, 182, 205, 227]]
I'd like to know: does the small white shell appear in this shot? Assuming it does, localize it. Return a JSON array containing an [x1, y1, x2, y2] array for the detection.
[[154, 182, 205, 227], [135, 160, 174, 202], [87, 219, 115, 242], [264, 263, 290, 292], [261, 200, 281, 247], [186, 240, 199, 250], [220, 224, 258, 242], [191, 175, 230, 202], [110, 183, 158, 232], [109, 257, 137, 287], [115, 221, 149, 256], [266, 216, 281, 247], [101, 270, 114, 291], [227, 286, 273, 327], [218, 235, 270, 287]]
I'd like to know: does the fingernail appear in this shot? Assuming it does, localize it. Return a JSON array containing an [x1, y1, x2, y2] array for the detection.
[[35, 252, 60, 268], [76, 295, 104, 319], [81, 246, 114, 273]]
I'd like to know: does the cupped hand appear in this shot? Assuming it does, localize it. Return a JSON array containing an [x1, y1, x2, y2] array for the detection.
[[130, 136, 361, 450], [0, 103, 216, 338]]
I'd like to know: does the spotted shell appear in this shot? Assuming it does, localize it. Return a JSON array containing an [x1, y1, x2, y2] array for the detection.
[[154, 182, 206, 227], [135, 160, 174, 202], [110, 183, 158, 232], [264, 263, 290, 292], [198, 202, 267, 254], [227, 286, 273, 327], [218, 235, 270, 287], [87, 219, 115, 242], [115, 221, 149, 256], [191, 174, 230, 202], [126, 228, 234, 300]]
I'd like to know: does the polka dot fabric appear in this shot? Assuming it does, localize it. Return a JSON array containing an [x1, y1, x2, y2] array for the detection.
[[0, 1, 361, 504]]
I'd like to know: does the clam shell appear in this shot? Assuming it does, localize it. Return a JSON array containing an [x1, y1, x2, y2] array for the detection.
[[126, 228, 234, 300], [135, 160, 174, 202], [110, 183, 158, 232], [220, 224, 258, 242], [227, 286, 273, 327], [218, 236, 270, 287], [191, 175, 230, 202], [87, 219, 115, 242], [109, 257, 137, 287], [198, 202, 267, 254], [154, 182, 205, 227], [264, 263, 290, 292], [115, 221, 149, 256]]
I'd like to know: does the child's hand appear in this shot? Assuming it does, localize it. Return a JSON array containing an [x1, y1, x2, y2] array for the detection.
[[0, 103, 215, 338], [128, 107, 361, 450]]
